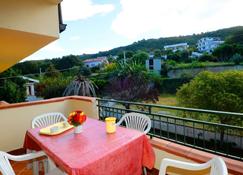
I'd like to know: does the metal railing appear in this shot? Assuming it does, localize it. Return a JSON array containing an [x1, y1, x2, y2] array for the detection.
[[97, 98, 243, 161]]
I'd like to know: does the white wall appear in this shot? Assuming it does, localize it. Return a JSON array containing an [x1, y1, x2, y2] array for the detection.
[[0, 96, 98, 151]]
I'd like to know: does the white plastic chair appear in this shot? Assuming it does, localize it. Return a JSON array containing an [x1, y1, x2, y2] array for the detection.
[[31, 112, 67, 175], [0, 151, 65, 175], [116, 112, 152, 134], [32, 112, 67, 128], [159, 157, 228, 175], [116, 112, 151, 175]]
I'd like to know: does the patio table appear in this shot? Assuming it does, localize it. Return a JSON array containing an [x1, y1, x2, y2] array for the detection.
[[24, 118, 155, 175]]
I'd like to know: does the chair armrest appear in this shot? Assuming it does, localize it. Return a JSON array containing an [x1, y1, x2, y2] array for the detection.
[[115, 119, 123, 126], [6, 151, 46, 161], [159, 158, 211, 175]]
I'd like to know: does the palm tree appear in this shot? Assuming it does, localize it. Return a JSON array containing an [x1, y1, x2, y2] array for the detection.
[[63, 75, 97, 97], [106, 61, 159, 108]]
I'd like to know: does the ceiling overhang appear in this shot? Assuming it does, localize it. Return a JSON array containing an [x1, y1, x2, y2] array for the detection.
[[0, 28, 57, 73]]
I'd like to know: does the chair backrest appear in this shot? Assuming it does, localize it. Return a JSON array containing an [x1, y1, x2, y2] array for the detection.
[[0, 151, 15, 175], [210, 157, 228, 175], [159, 157, 228, 175], [32, 112, 67, 128], [116, 112, 151, 134]]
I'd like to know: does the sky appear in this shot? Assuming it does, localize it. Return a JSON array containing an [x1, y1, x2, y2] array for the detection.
[[24, 0, 243, 61]]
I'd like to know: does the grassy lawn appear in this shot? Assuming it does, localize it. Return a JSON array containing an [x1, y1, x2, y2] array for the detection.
[[156, 94, 177, 106], [171, 61, 235, 70]]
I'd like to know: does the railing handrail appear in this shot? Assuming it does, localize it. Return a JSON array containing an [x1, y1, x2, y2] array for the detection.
[[97, 104, 243, 130], [97, 98, 243, 117]]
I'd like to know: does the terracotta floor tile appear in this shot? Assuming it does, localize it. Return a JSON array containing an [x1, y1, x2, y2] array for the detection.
[[0, 161, 159, 175], [0, 160, 44, 175]]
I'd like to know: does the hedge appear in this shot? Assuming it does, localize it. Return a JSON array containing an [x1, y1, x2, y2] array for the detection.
[[159, 77, 192, 94]]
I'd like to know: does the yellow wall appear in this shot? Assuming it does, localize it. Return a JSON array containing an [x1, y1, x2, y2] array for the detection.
[[0, 0, 59, 37], [0, 0, 61, 73], [0, 28, 56, 72], [0, 98, 98, 152], [47, 0, 63, 5]]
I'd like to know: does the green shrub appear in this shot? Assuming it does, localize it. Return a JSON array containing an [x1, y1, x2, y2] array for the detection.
[[166, 60, 177, 67], [79, 66, 91, 76], [0, 69, 26, 103], [230, 53, 243, 65], [103, 63, 118, 73], [177, 70, 243, 125], [36, 77, 72, 99], [159, 78, 192, 94], [199, 53, 216, 62], [91, 79, 108, 95]]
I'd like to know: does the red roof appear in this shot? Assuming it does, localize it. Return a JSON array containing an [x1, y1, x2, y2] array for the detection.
[[83, 57, 107, 63]]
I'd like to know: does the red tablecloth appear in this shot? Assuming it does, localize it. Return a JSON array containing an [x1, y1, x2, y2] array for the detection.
[[24, 118, 155, 175]]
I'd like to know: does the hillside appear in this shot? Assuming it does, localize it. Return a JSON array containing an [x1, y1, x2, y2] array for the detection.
[[80, 26, 243, 59], [2, 26, 243, 76]]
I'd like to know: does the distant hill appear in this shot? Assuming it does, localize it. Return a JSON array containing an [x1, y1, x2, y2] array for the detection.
[[80, 26, 243, 59], [3, 26, 243, 76]]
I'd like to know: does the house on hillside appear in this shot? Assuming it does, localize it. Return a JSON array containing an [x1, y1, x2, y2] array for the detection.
[[164, 43, 189, 52], [146, 52, 168, 74], [146, 58, 162, 74], [83, 57, 108, 68], [197, 37, 224, 53]]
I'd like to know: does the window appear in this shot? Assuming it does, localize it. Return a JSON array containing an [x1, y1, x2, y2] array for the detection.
[[149, 59, 153, 65]]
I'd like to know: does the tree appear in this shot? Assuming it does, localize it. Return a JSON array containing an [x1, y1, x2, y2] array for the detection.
[[106, 61, 159, 108], [167, 50, 190, 62], [103, 63, 117, 73], [13, 61, 40, 75], [226, 30, 243, 45], [212, 44, 235, 61], [129, 51, 149, 64], [0, 69, 26, 103], [45, 64, 60, 78], [153, 49, 162, 58], [160, 62, 169, 77], [177, 71, 243, 115], [230, 53, 243, 65], [52, 55, 83, 70], [63, 75, 97, 97], [199, 53, 216, 62], [177, 71, 243, 143], [117, 51, 134, 61], [36, 76, 71, 99], [79, 66, 91, 76]]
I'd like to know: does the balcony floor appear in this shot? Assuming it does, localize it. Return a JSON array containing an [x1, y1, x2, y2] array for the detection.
[[2, 160, 41, 175], [6, 160, 158, 175]]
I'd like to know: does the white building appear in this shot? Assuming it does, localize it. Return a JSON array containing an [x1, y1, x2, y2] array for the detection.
[[197, 37, 224, 53], [191, 52, 203, 58], [145, 58, 162, 74], [83, 57, 108, 68], [22, 76, 42, 102], [164, 43, 189, 52]]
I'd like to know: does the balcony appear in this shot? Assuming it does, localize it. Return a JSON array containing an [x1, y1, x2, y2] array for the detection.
[[0, 96, 242, 175]]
